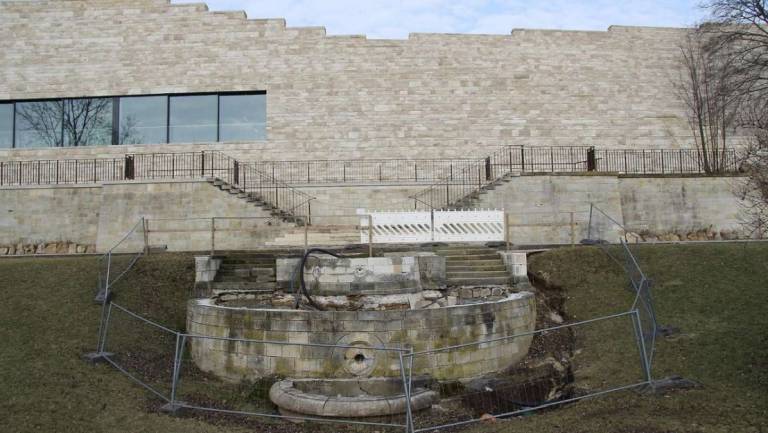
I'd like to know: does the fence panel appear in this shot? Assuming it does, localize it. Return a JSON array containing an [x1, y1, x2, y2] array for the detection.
[[406, 312, 649, 432], [174, 334, 410, 431], [99, 302, 179, 403], [433, 209, 505, 242], [360, 210, 433, 244]]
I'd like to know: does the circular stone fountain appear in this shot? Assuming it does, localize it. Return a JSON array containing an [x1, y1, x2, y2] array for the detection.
[[187, 254, 536, 418]]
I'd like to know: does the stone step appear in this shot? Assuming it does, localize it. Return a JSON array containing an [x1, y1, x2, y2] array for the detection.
[[435, 248, 498, 255], [445, 276, 510, 286], [444, 259, 505, 267], [447, 270, 509, 279], [218, 267, 276, 277], [446, 264, 507, 272], [211, 281, 277, 291], [215, 275, 276, 283], [444, 253, 501, 261]]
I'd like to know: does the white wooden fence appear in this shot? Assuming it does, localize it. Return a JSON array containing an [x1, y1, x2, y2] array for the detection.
[[359, 209, 505, 244]]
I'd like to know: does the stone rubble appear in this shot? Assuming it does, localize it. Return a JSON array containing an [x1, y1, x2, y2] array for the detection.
[[0, 241, 96, 256]]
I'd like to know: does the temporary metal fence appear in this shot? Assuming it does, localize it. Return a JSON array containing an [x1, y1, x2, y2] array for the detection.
[[407, 311, 651, 432], [586, 203, 660, 368], [89, 295, 656, 432], [360, 209, 506, 244], [95, 218, 147, 299]]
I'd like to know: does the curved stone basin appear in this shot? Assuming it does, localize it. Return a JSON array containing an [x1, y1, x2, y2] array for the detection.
[[187, 291, 536, 382], [269, 378, 438, 418]]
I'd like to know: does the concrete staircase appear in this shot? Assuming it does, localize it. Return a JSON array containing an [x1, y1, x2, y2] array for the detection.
[[211, 252, 279, 292], [205, 177, 305, 225], [434, 245, 510, 286], [453, 172, 519, 209]]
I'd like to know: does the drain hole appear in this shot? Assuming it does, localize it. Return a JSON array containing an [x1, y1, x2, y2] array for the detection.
[[354, 353, 366, 363]]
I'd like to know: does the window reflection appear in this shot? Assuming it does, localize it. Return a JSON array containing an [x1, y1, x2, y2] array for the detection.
[[62, 98, 113, 147], [15, 101, 63, 148], [0, 104, 12, 148], [219, 94, 266, 141], [169, 95, 217, 143], [119, 96, 168, 145]]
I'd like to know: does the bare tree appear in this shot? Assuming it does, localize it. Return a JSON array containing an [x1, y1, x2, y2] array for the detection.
[[15, 98, 112, 147], [674, 28, 738, 173], [700, 0, 768, 236]]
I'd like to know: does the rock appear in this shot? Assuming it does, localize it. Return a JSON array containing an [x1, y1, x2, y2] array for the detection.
[[56, 242, 68, 254], [459, 287, 474, 299], [15, 243, 24, 255], [44, 243, 58, 254], [480, 413, 497, 424], [85, 245, 96, 254], [491, 287, 504, 297], [422, 290, 442, 301], [0, 247, 7, 255], [76, 245, 86, 254], [548, 311, 564, 324], [475, 288, 491, 298], [67, 243, 78, 254], [626, 232, 641, 243], [7, 244, 15, 255]]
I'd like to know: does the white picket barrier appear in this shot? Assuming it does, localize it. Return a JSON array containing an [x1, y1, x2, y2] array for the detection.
[[433, 209, 505, 242], [359, 210, 433, 243], [359, 209, 505, 244]]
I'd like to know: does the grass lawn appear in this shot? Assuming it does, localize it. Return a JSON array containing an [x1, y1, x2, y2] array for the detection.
[[0, 243, 766, 432]]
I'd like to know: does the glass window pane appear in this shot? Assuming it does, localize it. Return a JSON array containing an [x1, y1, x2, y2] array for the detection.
[[14, 101, 63, 148], [219, 94, 266, 141], [169, 95, 217, 143], [62, 98, 113, 147], [119, 96, 168, 145], [0, 104, 12, 148]]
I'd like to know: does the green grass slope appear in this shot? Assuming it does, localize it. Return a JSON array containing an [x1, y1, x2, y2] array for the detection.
[[1, 243, 766, 433]]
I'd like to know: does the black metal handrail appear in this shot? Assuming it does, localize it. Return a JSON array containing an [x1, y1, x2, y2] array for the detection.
[[410, 146, 740, 209], [252, 158, 477, 184], [0, 151, 314, 224]]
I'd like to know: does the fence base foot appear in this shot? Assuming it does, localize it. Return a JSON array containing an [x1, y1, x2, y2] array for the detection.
[[93, 290, 114, 305], [160, 402, 186, 415], [82, 351, 113, 364], [655, 325, 681, 338], [639, 376, 701, 395]]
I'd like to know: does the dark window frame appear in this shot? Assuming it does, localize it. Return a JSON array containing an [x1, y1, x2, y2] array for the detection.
[[0, 90, 266, 149]]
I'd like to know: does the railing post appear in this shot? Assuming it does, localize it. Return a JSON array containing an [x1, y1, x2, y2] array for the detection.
[[587, 147, 596, 171], [201, 151, 205, 176], [570, 212, 576, 246], [550, 147, 554, 172], [484, 156, 492, 180], [210, 217, 215, 257], [521, 146, 526, 172], [142, 217, 150, 255], [504, 212, 510, 251], [368, 214, 373, 258], [660, 151, 665, 174], [679, 149, 683, 173], [642, 150, 646, 174]]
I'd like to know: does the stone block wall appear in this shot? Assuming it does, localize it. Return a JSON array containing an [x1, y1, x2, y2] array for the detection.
[[0, 0, 734, 164], [186, 292, 536, 382]]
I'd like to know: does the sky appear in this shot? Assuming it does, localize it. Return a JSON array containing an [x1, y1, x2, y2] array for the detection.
[[172, 0, 708, 39]]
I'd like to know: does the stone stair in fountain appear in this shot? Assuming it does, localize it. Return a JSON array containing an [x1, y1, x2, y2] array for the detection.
[[434, 245, 510, 286], [211, 251, 279, 292], [205, 177, 306, 225]]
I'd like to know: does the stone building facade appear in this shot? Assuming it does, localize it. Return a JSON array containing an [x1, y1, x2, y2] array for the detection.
[[2, 0, 700, 162]]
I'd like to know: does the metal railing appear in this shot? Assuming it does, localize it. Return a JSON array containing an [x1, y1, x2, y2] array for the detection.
[[0, 151, 314, 224], [411, 146, 740, 209], [253, 158, 477, 184]]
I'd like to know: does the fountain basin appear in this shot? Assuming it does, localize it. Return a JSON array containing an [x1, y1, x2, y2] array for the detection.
[[269, 378, 438, 418]]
